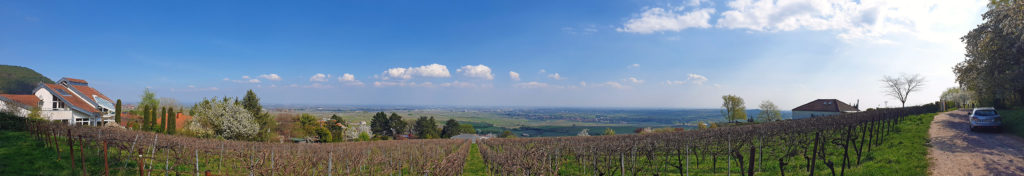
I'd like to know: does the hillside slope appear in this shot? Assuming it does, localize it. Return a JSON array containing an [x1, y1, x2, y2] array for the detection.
[[0, 65, 53, 94]]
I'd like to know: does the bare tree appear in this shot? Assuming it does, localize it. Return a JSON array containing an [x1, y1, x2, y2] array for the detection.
[[882, 74, 926, 108], [757, 100, 782, 121]]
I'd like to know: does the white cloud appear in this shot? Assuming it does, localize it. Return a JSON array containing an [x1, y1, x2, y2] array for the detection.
[[597, 81, 627, 89], [538, 69, 547, 73], [337, 73, 365, 86], [509, 71, 521, 81], [548, 73, 565, 80], [338, 73, 356, 81], [687, 74, 708, 85], [310, 73, 330, 82], [628, 64, 640, 68], [625, 77, 645, 84], [381, 63, 451, 80], [456, 64, 495, 80], [580, 81, 587, 87], [715, 0, 988, 42], [665, 80, 687, 85], [514, 81, 551, 88], [258, 74, 282, 81], [224, 76, 261, 83], [170, 86, 218, 92], [562, 25, 599, 35], [373, 81, 436, 88], [302, 83, 334, 89], [440, 81, 490, 88], [688, 0, 710, 6], [617, 7, 716, 34]]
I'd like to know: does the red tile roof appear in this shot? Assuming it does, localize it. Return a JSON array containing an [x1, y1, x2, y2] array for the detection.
[[62, 77, 88, 84], [792, 99, 859, 112], [119, 112, 192, 130], [0, 94, 39, 108], [70, 85, 113, 103], [44, 84, 99, 113], [175, 112, 193, 130]]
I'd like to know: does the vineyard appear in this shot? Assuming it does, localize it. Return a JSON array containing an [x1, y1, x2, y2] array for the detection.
[[21, 121, 470, 175], [477, 105, 939, 175], [4, 104, 937, 175]]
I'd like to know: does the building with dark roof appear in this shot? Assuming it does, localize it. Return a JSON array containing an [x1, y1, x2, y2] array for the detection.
[[0, 77, 117, 126], [791, 99, 860, 119]]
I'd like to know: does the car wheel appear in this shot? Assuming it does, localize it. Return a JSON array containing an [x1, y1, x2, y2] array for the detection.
[[969, 125, 975, 132]]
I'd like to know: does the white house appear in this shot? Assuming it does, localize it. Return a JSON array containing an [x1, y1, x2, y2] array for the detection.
[[0, 78, 116, 126], [791, 99, 860, 119]]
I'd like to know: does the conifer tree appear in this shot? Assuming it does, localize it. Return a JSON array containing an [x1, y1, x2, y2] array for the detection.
[[149, 105, 157, 131], [114, 99, 122, 124], [159, 107, 167, 133], [142, 105, 151, 130], [167, 108, 177, 134]]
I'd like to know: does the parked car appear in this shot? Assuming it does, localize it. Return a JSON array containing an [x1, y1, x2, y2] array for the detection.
[[969, 107, 1002, 132]]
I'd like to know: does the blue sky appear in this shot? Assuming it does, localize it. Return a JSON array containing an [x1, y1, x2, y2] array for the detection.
[[0, 0, 990, 109]]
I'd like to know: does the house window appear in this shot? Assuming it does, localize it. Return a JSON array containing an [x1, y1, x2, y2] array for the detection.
[[55, 89, 71, 96]]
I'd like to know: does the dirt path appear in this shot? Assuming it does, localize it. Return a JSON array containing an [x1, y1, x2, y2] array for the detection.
[[928, 111, 1024, 175]]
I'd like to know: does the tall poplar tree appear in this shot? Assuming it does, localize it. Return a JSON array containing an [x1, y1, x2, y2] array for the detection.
[[114, 99, 122, 124], [167, 108, 177, 134], [160, 107, 167, 133], [142, 105, 151, 130], [149, 105, 157, 131]]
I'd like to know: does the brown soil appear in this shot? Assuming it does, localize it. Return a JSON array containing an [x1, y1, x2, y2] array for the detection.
[[927, 111, 1024, 175]]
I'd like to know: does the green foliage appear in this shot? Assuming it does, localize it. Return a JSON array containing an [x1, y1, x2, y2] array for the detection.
[[500, 130, 516, 138], [388, 113, 407, 137], [458, 124, 476, 134], [955, 1, 1024, 107], [602, 128, 615, 135], [0, 65, 54, 94], [721, 94, 747, 122], [114, 99, 122, 123], [757, 100, 782, 121], [142, 105, 151, 130], [240, 90, 276, 142], [1001, 109, 1024, 138], [296, 113, 332, 142], [27, 106, 41, 119], [149, 105, 157, 131], [158, 107, 166, 133], [357, 131, 371, 141], [326, 114, 345, 142], [138, 88, 159, 112], [370, 112, 389, 137], [462, 143, 487, 175], [441, 119, 461, 138], [844, 113, 935, 175], [167, 107, 177, 134], [414, 116, 440, 139], [241, 90, 262, 115]]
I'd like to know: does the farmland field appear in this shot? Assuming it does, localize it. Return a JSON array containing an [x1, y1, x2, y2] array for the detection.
[[274, 105, 791, 137]]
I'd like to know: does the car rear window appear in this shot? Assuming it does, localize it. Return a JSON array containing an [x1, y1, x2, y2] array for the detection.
[[975, 110, 998, 116]]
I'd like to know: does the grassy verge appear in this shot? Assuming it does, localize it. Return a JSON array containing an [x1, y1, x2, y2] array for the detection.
[[550, 112, 938, 175], [463, 143, 487, 175], [1000, 109, 1024, 138], [843, 112, 935, 175], [0, 130, 142, 175]]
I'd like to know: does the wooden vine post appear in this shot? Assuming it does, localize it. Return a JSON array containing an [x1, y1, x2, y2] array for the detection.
[[69, 129, 76, 176], [80, 135, 87, 176], [104, 141, 109, 176]]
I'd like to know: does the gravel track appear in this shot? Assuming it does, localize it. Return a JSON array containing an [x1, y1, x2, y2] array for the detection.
[[928, 111, 1024, 175]]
